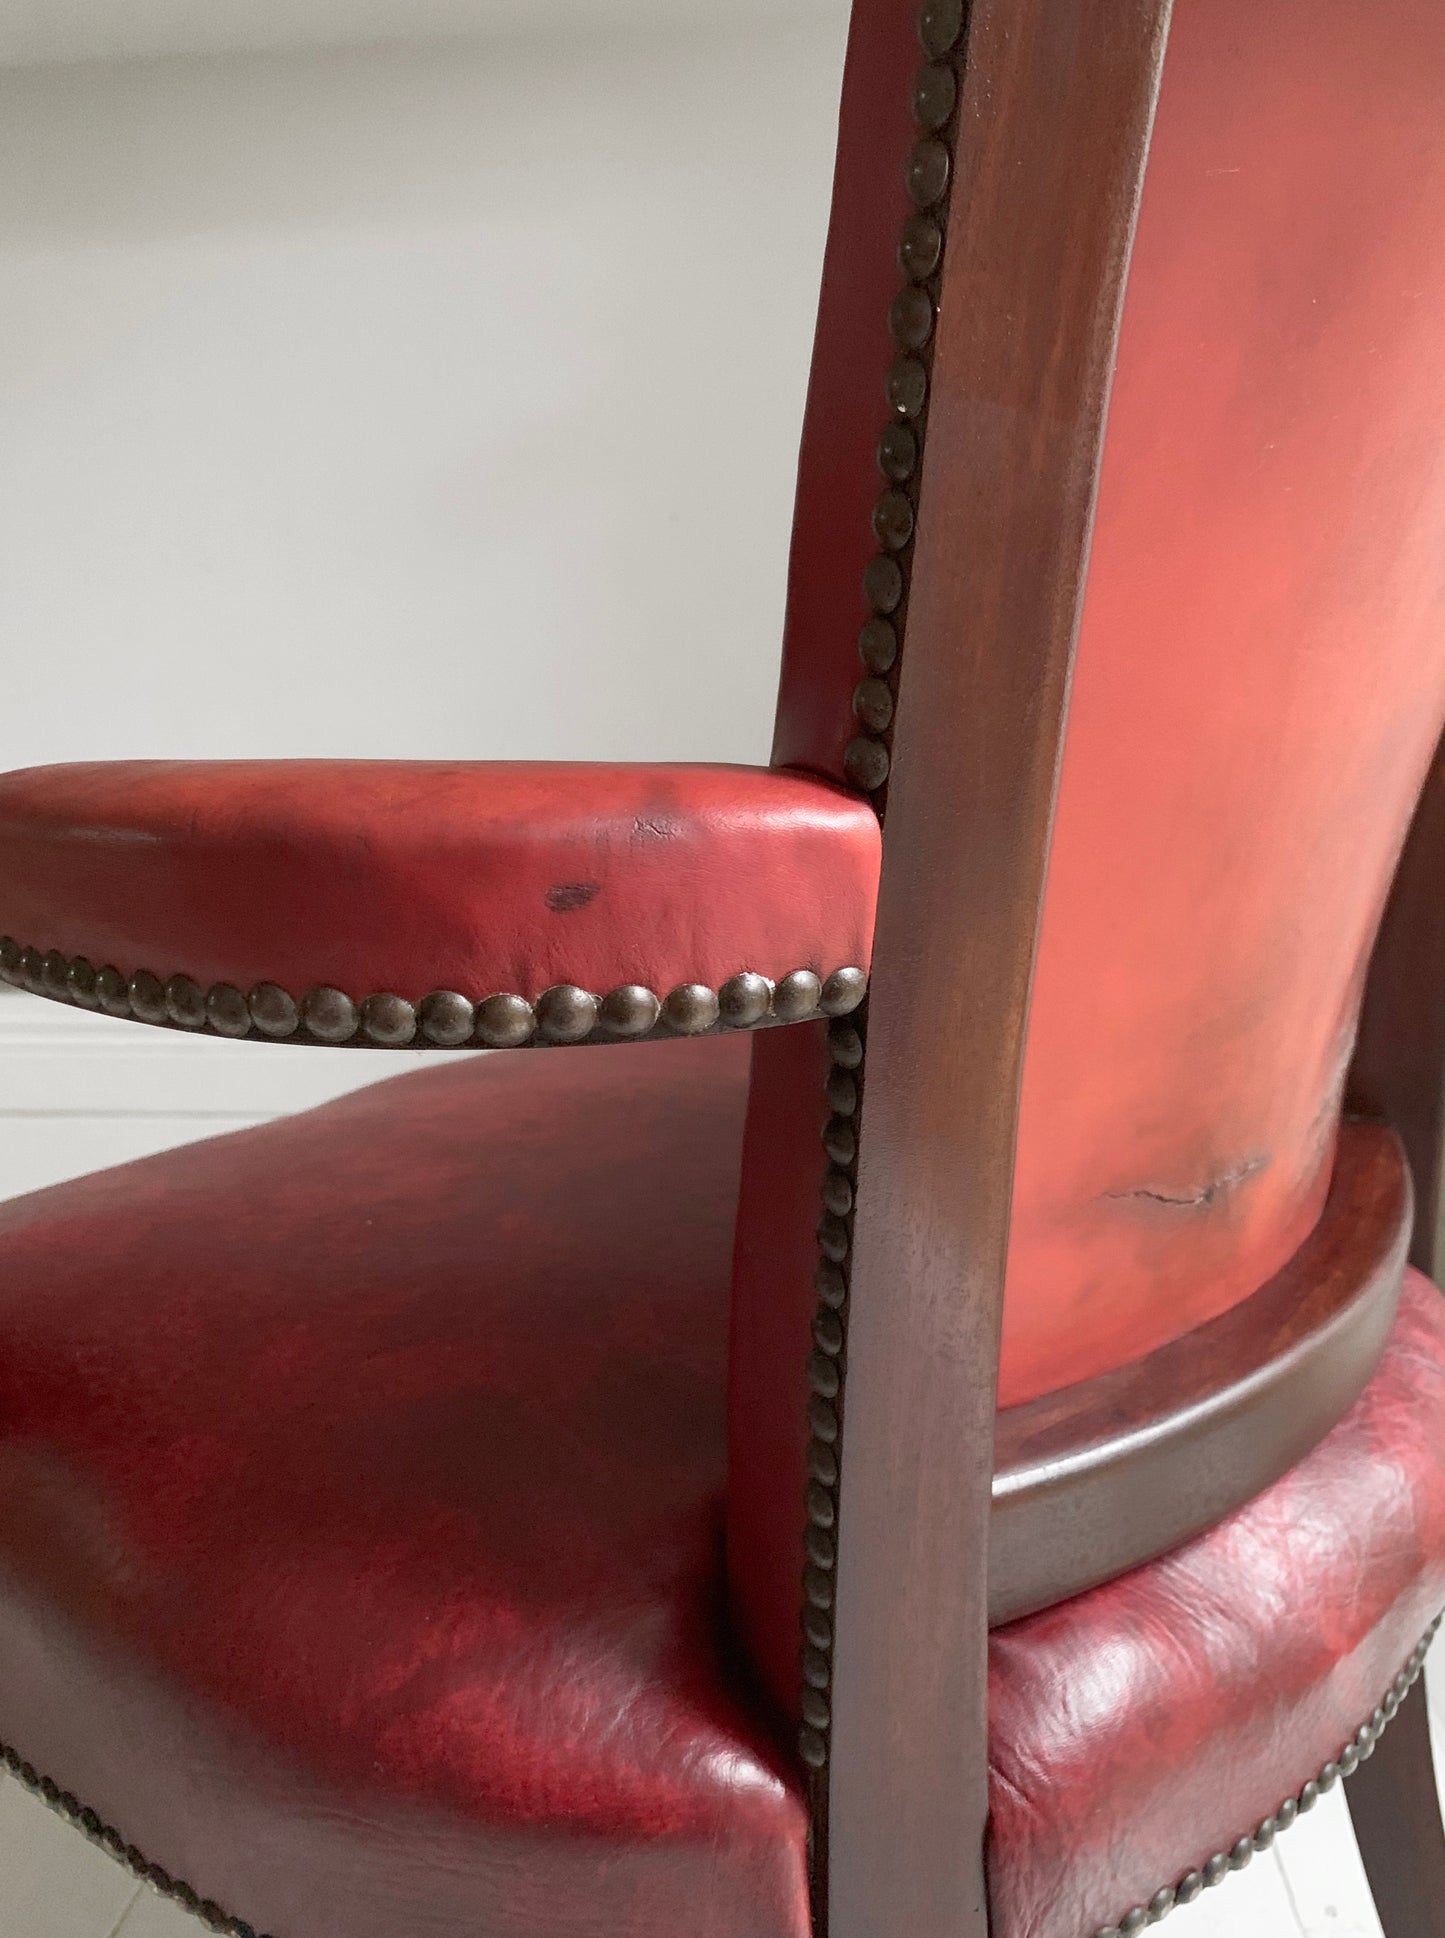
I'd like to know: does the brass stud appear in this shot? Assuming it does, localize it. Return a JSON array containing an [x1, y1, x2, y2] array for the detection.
[[42, 949, 71, 997], [813, 1311, 844, 1356], [1252, 1819, 1276, 1852], [129, 971, 167, 1025], [808, 1350, 841, 1399], [803, 1605, 833, 1650], [815, 1260, 848, 1309], [1318, 1761, 1340, 1791], [719, 972, 773, 1028], [96, 966, 132, 1017], [249, 983, 299, 1039], [418, 990, 475, 1047], [1119, 1912, 1147, 1938], [599, 985, 661, 1038], [806, 1526, 836, 1571], [303, 987, 359, 1044], [877, 422, 919, 484], [828, 1020, 865, 1067], [822, 1169, 854, 1216], [1338, 1744, 1360, 1778], [826, 1067, 859, 1116], [165, 975, 207, 1030], [808, 1397, 839, 1444], [20, 946, 44, 991], [873, 487, 917, 551], [1202, 1854, 1229, 1887], [774, 969, 823, 1021], [808, 1441, 839, 1488], [889, 285, 935, 352], [1275, 1798, 1297, 1829], [806, 1482, 836, 1528], [803, 1566, 834, 1610], [206, 984, 252, 1039], [361, 993, 417, 1047], [536, 985, 598, 1044], [854, 676, 896, 732], [859, 615, 900, 674], [824, 1116, 858, 1166], [817, 1214, 850, 1264], [1175, 1873, 1204, 1904], [476, 993, 536, 1048], [844, 736, 891, 792], [913, 60, 958, 131], [1148, 1888, 1175, 1920], [918, 0, 965, 57], [1297, 1781, 1319, 1813], [802, 1645, 831, 1689], [1228, 1838, 1253, 1870], [800, 1688, 831, 1730], [798, 1725, 828, 1770], [663, 983, 720, 1035], [906, 139, 951, 210], [886, 355, 929, 419], [67, 957, 99, 1008], [864, 553, 904, 614], [899, 213, 944, 281]]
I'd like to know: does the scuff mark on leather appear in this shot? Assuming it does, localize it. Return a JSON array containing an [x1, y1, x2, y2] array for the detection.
[[545, 882, 601, 914], [1104, 1154, 1266, 1211]]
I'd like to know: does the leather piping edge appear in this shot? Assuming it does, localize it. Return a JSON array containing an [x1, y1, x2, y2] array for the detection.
[[1083, 1611, 1443, 1937], [0, 937, 867, 1050]]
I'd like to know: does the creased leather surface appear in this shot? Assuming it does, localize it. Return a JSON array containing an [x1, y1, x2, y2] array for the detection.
[[0, 1041, 810, 1938], [987, 1270, 1445, 1938], [0, 760, 879, 1003], [0, 1047, 1444, 1938]]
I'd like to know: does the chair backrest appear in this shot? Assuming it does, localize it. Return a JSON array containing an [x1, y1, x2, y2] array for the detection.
[[727, 0, 1445, 1934]]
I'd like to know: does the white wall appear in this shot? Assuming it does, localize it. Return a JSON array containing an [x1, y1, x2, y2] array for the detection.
[[0, 6, 850, 1194]]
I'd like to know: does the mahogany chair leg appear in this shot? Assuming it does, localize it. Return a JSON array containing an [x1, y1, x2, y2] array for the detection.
[[1347, 1682, 1445, 1936]]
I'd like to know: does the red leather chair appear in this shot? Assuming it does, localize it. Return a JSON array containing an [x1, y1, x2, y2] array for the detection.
[[3, 1, 1445, 1935]]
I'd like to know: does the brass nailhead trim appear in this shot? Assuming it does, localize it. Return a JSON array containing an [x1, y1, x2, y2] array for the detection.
[[797, 0, 972, 1801], [0, 1739, 269, 1936], [0, 937, 866, 1049], [1088, 1613, 1443, 1938], [840, 0, 969, 803]]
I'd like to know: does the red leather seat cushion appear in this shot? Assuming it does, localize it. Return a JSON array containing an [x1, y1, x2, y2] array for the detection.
[[0, 1043, 1442, 1938], [0, 1040, 810, 1938]]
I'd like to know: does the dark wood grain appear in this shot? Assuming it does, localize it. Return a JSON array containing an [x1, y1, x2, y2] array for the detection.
[[823, 5, 1173, 1936], [1346, 732, 1445, 1933], [990, 1121, 1409, 1624]]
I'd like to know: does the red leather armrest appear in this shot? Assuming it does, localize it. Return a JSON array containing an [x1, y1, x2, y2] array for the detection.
[[0, 760, 879, 1047]]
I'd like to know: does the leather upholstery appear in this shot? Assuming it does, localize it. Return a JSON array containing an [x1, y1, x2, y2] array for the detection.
[[0, 1042, 810, 1938], [0, 760, 879, 1012], [0, 1047, 1444, 1938], [988, 1271, 1445, 1938], [766, 0, 1445, 1398]]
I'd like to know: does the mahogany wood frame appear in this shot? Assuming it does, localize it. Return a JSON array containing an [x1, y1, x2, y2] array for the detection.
[[825, 4, 1173, 1936]]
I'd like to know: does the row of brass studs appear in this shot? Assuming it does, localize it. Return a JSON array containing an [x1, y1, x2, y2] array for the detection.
[[840, 0, 969, 799], [1090, 1613, 1443, 1938], [799, 0, 972, 1785], [797, 1014, 866, 1773], [0, 937, 866, 1048], [0, 1739, 266, 1937]]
